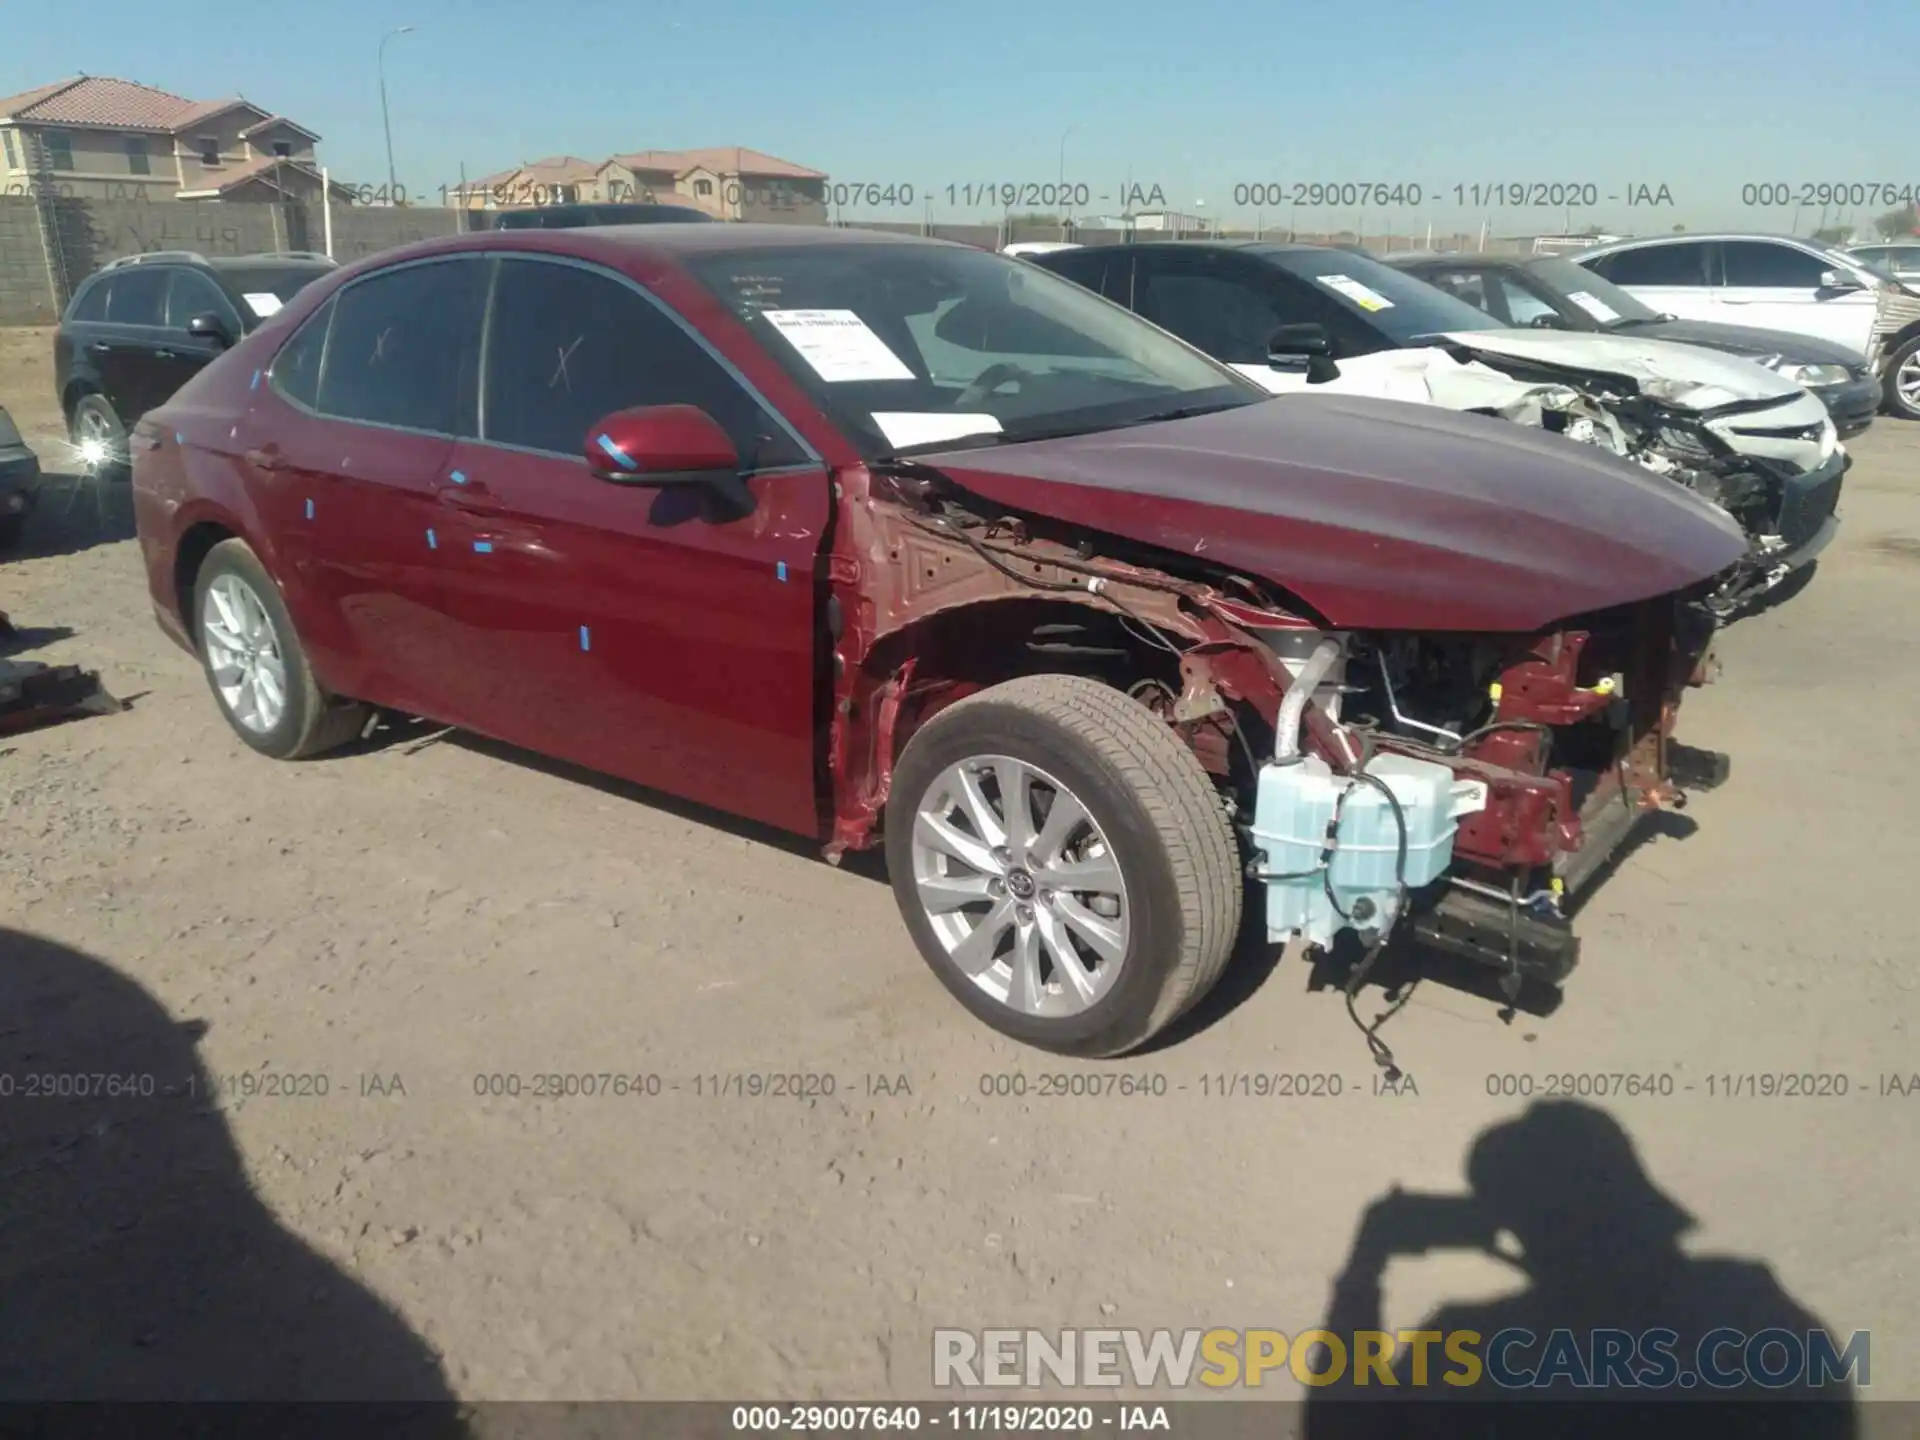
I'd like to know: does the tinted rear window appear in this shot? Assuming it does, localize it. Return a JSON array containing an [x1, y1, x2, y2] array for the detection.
[[1261, 247, 1502, 344]]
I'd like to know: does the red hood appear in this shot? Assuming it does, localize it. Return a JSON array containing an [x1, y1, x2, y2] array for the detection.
[[912, 393, 1751, 632]]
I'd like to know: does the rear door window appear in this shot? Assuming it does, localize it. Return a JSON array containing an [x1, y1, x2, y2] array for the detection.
[[105, 267, 170, 326], [1587, 243, 1708, 287], [270, 297, 334, 410], [315, 258, 488, 436]]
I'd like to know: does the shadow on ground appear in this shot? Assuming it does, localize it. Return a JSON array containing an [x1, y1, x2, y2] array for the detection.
[[1300, 1100, 1860, 1438], [0, 926, 467, 1423], [9, 469, 136, 561]]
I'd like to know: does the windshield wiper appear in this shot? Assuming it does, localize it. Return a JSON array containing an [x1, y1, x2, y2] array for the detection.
[[1603, 315, 1665, 331], [1114, 399, 1251, 428]]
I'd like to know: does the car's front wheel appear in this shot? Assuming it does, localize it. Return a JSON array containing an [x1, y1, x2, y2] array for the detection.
[[193, 538, 368, 759], [70, 393, 128, 481], [1883, 334, 1920, 421], [885, 674, 1242, 1057]]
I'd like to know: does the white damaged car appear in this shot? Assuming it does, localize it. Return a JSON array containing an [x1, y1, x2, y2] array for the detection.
[[1031, 241, 1846, 615]]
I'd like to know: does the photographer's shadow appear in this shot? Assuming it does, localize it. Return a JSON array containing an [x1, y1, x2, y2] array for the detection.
[[0, 926, 463, 1422], [1304, 1100, 1858, 1439]]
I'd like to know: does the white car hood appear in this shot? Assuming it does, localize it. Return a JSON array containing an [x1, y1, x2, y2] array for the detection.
[[1436, 328, 1806, 410]]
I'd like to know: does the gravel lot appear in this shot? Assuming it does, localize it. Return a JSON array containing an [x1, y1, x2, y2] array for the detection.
[[2, 322, 1916, 1415]]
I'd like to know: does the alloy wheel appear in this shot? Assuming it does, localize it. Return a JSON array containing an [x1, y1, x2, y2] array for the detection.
[[1897, 349, 1920, 414], [909, 754, 1131, 1017], [201, 573, 289, 734]]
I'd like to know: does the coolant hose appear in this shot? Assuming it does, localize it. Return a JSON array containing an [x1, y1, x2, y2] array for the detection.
[[1273, 636, 1343, 764]]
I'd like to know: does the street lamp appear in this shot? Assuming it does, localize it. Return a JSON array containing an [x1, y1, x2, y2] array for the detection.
[[378, 26, 415, 203], [1057, 123, 1080, 191]]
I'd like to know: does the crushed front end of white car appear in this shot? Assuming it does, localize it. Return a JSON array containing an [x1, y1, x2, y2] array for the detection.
[[1256, 331, 1846, 617]]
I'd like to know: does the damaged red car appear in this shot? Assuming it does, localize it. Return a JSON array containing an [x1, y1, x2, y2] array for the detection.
[[131, 226, 1746, 1056]]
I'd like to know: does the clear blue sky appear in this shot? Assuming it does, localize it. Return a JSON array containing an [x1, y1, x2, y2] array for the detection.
[[13, 0, 1919, 233]]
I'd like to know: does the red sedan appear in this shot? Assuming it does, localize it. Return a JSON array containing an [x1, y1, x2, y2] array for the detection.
[[132, 224, 1743, 1054]]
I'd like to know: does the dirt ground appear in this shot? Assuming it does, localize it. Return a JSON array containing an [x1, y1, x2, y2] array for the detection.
[[3, 321, 1918, 1411]]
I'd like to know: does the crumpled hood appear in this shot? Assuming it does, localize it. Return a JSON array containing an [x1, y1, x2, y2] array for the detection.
[[1438, 328, 1807, 411], [915, 393, 1751, 633]]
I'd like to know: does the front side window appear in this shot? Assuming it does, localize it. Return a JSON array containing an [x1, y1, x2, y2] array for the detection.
[[105, 267, 169, 326], [1494, 275, 1561, 326], [1136, 259, 1285, 365], [1720, 241, 1828, 288], [481, 257, 804, 466], [684, 242, 1259, 458], [165, 269, 240, 331], [315, 259, 487, 435], [1588, 243, 1707, 287]]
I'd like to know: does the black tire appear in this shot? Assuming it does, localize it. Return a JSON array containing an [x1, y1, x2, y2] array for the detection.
[[191, 538, 368, 759], [69, 392, 129, 481], [885, 673, 1242, 1057], [1883, 334, 1920, 421]]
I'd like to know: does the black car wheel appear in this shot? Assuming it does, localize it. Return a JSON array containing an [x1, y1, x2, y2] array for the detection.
[[70, 393, 129, 480], [1883, 335, 1920, 421]]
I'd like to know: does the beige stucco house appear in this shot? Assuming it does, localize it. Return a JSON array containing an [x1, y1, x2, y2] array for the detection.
[[0, 75, 355, 203], [450, 146, 829, 224]]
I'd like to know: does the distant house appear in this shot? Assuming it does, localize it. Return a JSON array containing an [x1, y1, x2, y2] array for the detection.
[[451, 146, 829, 224], [0, 75, 353, 203]]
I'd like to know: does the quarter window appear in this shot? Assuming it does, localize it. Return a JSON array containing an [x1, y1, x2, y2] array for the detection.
[[315, 259, 487, 435], [67, 275, 110, 321], [1719, 241, 1829, 288], [480, 257, 804, 466], [1587, 243, 1707, 287], [270, 297, 333, 409]]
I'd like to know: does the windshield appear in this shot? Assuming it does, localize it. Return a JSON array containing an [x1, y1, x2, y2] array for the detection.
[[1264, 247, 1504, 343], [683, 242, 1264, 457], [1523, 256, 1663, 325]]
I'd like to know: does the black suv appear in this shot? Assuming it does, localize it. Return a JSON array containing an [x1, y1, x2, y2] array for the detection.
[[54, 250, 338, 477], [489, 202, 714, 230]]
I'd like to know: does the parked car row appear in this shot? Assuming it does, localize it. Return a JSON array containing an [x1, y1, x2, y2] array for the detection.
[[54, 222, 1766, 1057], [1029, 241, 1848, 617]]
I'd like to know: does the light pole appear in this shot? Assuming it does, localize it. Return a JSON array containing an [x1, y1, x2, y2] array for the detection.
[[1056, 124, 1080, 240], [378, 26, 415, 203]]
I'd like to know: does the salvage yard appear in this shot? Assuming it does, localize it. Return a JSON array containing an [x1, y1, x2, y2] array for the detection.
[[2, 316, 1917, 1405]]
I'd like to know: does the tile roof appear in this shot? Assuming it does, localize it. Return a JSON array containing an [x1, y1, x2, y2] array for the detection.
[[240, 114, 319, 141], [608, 147, 826, 180], [516, 154, 603, 183], [177, 155, 353, 198], [0, 77, 308, 138]]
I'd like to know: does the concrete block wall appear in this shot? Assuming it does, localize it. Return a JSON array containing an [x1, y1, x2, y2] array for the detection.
[[0, 197, 464, 325]]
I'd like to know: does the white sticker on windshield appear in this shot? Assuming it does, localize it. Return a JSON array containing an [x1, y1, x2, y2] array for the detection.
[[1315, 273, 1396, 311], [761, 309, 914, 383], [1564, 290, 1620, 323], [871, 412, 1004, 449], [242, 292, 284, 318]]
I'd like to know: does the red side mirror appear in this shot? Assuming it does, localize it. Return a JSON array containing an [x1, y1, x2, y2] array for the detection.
[[584, 404, 739, 485]]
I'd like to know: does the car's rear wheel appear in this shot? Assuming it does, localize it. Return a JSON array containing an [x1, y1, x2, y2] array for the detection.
[[70, 393, 128, 480], [885, 674, 1242, 1057], [1883, 335, 1920, 421], [193, 538, 368, 759]]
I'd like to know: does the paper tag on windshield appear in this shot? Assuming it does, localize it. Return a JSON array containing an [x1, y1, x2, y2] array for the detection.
[[761, 309, 913, 382], [242, 292, 283, 318], [1565, 290, 1620, 323], [872, 412, 1003, 449], [1315, 274, 1395, 311]]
